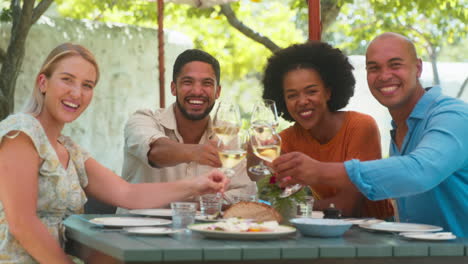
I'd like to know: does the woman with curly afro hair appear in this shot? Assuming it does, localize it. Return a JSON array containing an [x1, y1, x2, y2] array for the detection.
[[262, 41, 394, 219]]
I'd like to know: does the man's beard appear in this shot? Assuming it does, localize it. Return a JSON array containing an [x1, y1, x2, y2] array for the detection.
[[176, 96, 215, 121]]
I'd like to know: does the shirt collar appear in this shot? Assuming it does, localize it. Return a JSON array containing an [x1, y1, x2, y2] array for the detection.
[[159, 103, 215, 139], [409, 85, 441, 120], [159, 103, 178, 131], [391, 85, 441, 129]]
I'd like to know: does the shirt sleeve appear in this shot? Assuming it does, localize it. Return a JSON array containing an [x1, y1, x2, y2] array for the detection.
[[345, 105, 468, 200], [124, 109, 168, 167]]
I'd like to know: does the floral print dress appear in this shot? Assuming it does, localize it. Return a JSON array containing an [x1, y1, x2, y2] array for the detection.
[[0, 113, 90, 263]]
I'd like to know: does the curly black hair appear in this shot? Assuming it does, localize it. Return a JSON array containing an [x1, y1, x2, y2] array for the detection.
[[262, 41, 355, 122]]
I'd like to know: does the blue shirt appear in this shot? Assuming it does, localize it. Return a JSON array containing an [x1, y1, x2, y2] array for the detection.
[[345, 86, 468, 237]]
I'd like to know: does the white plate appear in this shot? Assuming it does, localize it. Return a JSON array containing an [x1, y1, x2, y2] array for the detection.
[[400, 232, 456, 241], [188, 223, 296, 240], [129, 209, 173, 218], [359, 222, 443, 233], [89, 217, 171, 227], [129, 209, 202, 218], [342, 218, 384, 225], [124, 227, 179, 236], [195, 215, 226, 222]]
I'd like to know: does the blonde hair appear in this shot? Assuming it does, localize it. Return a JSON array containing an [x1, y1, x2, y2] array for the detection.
[[22, 43, 100, 115]]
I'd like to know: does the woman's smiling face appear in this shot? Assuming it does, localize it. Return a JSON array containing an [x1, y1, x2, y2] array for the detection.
[[38, 55, 97, 125], [282, 68, 331, 130]]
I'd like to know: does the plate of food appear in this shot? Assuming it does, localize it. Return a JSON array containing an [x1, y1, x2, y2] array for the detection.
[[129, 209, 201, 218], [89, 217, 171, 227], [399, 232, 456, 241], [188, 218, 296, 240], [342, 218, 384, 225], [359, 222, 443, 233], [124, 227, 179, 236], [129, 208, 173, 218], [195, 215, 225, 222]]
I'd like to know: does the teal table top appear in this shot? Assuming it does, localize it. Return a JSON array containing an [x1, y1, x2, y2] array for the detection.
[[64, 214, 468, 263]]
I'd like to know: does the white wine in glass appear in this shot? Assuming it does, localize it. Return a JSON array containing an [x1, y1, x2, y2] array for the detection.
[[250, 124, 303, 198], [218, 149, 247, 170], [252, 144, 281, 163], [249, 99, 279, 176], [250, 124, 281, 166], [217, 130, 248, 178]]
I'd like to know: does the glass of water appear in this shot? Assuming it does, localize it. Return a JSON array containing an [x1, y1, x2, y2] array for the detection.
[[171, 202, 197, 231], [297, 196, 315, 217], [199, 193, 222, 219]]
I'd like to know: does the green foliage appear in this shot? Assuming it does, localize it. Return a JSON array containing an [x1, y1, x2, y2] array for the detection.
[[55, 0, 157, 26], [56, 0, 304, 83], [53, 0, 466, 114], [327, 0, 467, 62], [0, 7, 12, 22], [257, 174, 306, 209], [0, 0, 11, 22], [439, 38, 468, 62]]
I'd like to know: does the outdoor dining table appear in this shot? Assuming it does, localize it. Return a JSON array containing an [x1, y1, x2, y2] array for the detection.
[[64, 214, 468, 264]]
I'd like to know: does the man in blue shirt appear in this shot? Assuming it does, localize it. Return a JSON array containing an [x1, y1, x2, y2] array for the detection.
[[272, 32, 468, 237]]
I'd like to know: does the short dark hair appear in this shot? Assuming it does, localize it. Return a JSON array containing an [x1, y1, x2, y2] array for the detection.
[[262, 41, 355, 122], [172, 49, 220, 84]]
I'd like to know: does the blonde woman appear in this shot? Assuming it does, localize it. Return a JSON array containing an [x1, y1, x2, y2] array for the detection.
[[0, 43, 229, 263]]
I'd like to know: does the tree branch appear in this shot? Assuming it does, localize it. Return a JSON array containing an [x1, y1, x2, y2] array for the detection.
[[93, 0, 118, 21], [0, 47, 5, 64], [320, 0, 342, 32], [11, 0, 21, 24], [32, 0, 54, 24], [219, 4, 281, 53]]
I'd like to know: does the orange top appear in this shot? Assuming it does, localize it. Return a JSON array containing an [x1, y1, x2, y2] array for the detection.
[[280, 111, 394, 219]]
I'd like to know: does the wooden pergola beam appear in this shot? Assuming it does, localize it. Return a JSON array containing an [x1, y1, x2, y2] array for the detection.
[[157, 0, 165, 107], [308, 0, 321, 41]]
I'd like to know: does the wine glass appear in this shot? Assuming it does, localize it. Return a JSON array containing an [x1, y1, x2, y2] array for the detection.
[[249, 123, 281, 170], [212, 101, 241, 145], [249, 99, 279, 176], [217, 130, 248, 178], [250, 123, 303, 198], [278, 183, 303, 198]]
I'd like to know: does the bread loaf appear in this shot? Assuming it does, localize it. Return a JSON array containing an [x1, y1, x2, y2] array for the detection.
[[223, 201, 282, 223]]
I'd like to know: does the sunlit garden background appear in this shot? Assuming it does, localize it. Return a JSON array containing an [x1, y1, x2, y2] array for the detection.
[[0, 0, 466, 172]]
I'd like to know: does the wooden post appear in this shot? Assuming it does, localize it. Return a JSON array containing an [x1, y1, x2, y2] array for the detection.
[[157, 0, 165, 108], [308, 0, 321, 41]]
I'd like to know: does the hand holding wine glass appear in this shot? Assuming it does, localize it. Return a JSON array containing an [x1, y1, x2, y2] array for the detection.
[[250, 124, 303, 198]]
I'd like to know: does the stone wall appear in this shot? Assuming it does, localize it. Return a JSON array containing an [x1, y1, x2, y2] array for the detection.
[[0, 17, 192, 173]]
